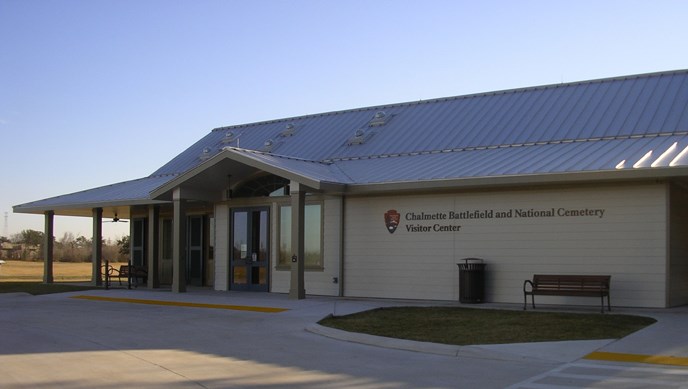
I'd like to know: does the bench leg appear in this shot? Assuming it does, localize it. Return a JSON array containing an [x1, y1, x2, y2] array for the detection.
[[523, 293, 527, 310], [531, 294, 535, 309]]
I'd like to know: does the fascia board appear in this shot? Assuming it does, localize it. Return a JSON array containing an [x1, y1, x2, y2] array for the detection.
[[343, 167, 688, 195], [12, 199, 170, 216]]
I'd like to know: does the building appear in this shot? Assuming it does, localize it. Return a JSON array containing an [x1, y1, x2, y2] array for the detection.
[[14, 70, 688, 308]]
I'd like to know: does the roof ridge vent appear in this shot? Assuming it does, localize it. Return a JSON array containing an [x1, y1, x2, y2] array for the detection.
[[347, 128, 373, 145], [262, 138, 282, 152], [280, 123, 297, 137], [368, 111, 392, 127], [199, 147, 214, 161], [221, 131, 238, 144]]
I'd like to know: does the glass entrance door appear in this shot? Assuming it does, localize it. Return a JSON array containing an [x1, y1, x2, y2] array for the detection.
[[231, 207, 269, 291]]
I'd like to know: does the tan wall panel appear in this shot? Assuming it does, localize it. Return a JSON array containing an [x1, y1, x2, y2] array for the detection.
[[343, 184, 668, 307]]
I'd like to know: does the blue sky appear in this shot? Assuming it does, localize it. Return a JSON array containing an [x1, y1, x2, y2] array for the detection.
[[2, 0, 688, 240]]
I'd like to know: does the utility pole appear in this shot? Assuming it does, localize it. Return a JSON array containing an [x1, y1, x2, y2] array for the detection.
[[3, 212, 7, 237]]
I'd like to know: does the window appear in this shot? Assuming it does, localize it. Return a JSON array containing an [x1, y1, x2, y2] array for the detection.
[[132, 219, 146, 266], [162, 219, 173, 260], [233, 175, 290, 198], [279, 204, 322, 269]]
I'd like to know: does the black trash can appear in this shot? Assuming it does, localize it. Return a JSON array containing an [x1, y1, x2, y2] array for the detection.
[[457, 258, 486, 303]]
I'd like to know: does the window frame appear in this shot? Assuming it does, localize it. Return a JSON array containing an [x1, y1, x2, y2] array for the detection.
[[276, 201, 324, 271]]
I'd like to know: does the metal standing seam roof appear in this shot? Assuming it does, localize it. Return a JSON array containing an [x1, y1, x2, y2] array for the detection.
[[13, 175, 176, 215], [14, 69, 688, 213], [151, 69, 688, 174]]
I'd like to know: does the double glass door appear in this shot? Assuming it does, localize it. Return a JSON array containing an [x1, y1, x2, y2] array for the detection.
[[231, 207, 269, 291]]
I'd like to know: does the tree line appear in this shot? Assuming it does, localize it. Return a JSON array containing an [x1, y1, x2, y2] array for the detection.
[[0, 229, 130, 262]]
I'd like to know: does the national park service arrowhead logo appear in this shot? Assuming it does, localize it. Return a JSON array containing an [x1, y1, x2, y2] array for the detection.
[[384, 209, 400, 234]]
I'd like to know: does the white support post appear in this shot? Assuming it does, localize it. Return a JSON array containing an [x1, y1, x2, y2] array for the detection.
[[43, 211, 54, 284], [172, 188, 187, 293], [148, 205, 160, 289], [91, 208, 103, 286], [289, 182, 306, 299]]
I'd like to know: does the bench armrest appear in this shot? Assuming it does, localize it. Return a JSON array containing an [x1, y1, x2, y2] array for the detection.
[[107, 266, 120, 276], [523, 279, 534, 293]]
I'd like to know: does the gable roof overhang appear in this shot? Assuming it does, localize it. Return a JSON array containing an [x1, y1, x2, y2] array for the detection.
[[149, 147, 350, 201]]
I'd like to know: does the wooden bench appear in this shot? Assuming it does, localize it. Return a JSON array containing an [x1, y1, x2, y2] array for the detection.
[[103, 264, 148, 288], [104, 264, 127, 286], [523, 274, 611, 313]]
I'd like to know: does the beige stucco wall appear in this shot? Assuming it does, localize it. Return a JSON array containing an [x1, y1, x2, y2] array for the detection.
[[343, 183, 669, 308]]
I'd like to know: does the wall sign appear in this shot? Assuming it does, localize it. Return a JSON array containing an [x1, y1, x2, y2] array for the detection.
[[385, 207, 606, 234]]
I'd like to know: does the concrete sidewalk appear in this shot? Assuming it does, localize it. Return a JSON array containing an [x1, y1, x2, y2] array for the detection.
[[1, 288, 687, 388]]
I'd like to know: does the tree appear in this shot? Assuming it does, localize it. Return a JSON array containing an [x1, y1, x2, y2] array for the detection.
[[75, 236, 92, 249], [116, 236, 130, 257], [16, 229, 44, 245], [58, 232, 76, 248], [0, 236, 9, 244]]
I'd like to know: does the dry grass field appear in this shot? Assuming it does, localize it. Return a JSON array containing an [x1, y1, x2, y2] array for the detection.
[[0, 260, 127, 282]]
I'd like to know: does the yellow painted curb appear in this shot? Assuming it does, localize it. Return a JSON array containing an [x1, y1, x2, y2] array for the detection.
[[585, 351, 688, 367], [71, 295, 288, 313]]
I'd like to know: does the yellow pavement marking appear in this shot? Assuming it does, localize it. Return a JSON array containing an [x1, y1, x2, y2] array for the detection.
[[585, 351, 688, 367], [71, 295, 288, 313]]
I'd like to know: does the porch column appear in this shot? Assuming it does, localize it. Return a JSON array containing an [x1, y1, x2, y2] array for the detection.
[[91, 208, 103, 286], [43, 211, 54, 284], [289, 182, 306, 299], [172, 188, 187, 293], [147, 205, 160, 289]]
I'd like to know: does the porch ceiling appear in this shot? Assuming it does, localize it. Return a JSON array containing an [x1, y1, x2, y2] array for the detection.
[[150, 156, 260, 202]]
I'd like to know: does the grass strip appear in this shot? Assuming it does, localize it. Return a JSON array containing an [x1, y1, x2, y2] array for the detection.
[[0, 282, 98, 295], [319, 306, 655, 346]]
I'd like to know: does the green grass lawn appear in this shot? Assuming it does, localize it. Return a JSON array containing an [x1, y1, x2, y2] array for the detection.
[[319, 306, 656, 345], [0, 282, 99, 295]]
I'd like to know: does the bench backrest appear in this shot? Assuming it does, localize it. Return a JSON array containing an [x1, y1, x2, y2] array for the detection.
[[532, 274, 610, 291], [119, 265, 130, 276], [120, 265, 147, 277]]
